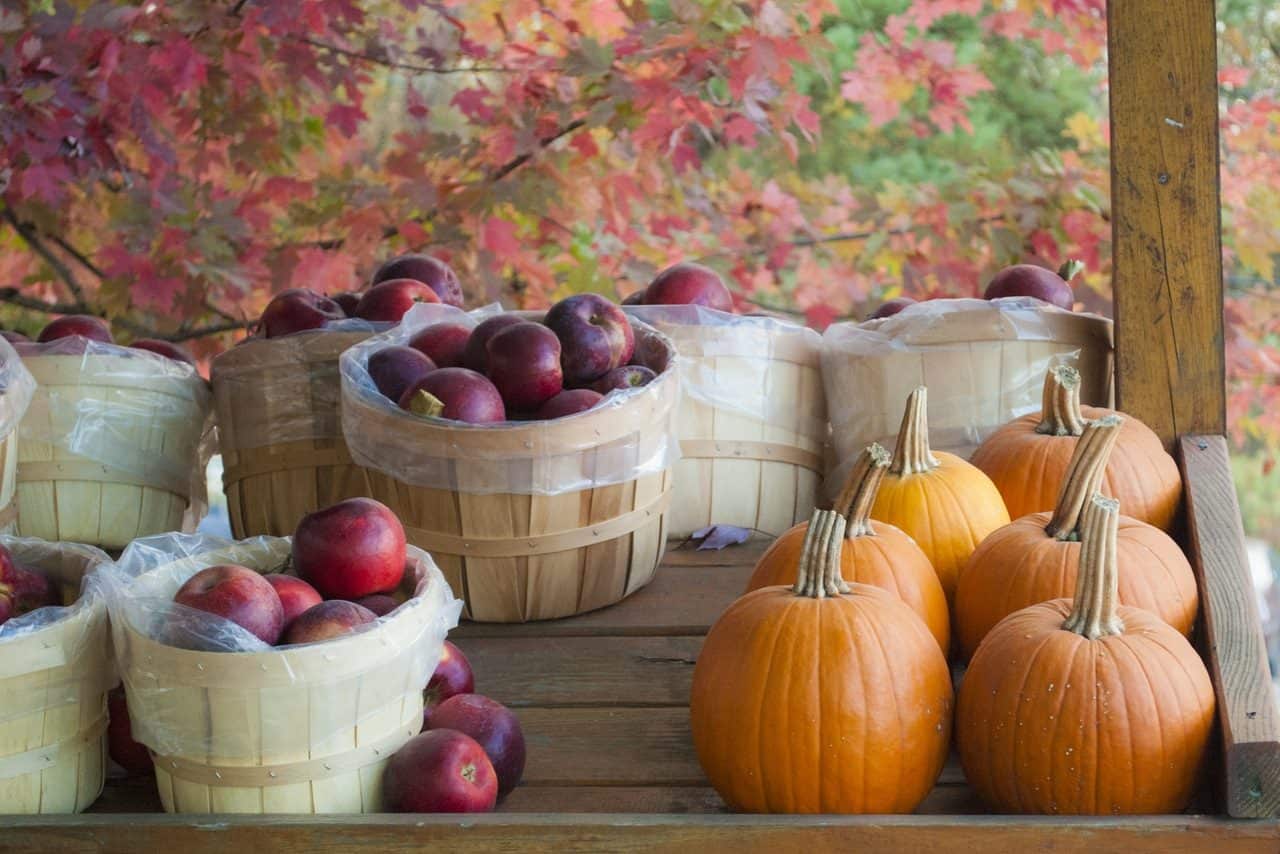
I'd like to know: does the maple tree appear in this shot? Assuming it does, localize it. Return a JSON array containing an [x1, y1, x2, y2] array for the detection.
[[1, 0, 1278, 525]]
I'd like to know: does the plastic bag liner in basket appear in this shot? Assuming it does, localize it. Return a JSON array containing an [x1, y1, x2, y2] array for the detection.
[[103, 532, 462, 814], [0, 536, 114, 814], [623, 304, 827, 538], [339, 302, 680, 623], [0, 336, 37, 532], [820, 296, 1113, 496], [15, 337, 213, 546]]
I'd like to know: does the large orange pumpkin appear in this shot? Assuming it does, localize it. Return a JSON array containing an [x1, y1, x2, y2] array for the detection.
[[746, 443, 949, 651], [691, 509, 953, 814], [954, 415, 1197, 658], [971, 364, 1181, 530], [956, 495, 1214, 815], [870, 386, 1010, 605]]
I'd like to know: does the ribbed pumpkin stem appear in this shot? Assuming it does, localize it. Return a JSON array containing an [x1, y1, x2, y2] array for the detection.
[[1063, 494, 1125, 639], [1045, 415, 1123, 541], [792, 510, 850, 599], [889, 387, 939, 476], [832, 443, 890, 538], [1034, 365, 1086, 437]]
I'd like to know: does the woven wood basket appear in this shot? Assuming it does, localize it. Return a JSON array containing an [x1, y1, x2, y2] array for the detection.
[[0, 431, 19, 535], [17, 351, 210, 550], [345, 315, 679, 623], [0, 539, 111, 814], [634, 313, 826, 539], [114, 538, 458, 814], [212, 331, 373, 538]]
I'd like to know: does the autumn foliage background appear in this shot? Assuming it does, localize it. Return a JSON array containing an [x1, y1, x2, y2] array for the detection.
[[2, 0, 1279, 539]]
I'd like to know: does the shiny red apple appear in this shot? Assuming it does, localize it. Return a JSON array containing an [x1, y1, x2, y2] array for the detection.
[[332, 292, 362, 316], [259, 289, 345, 338], [408, 323, 471, 369], [383, 729, 498, 813], [982, 260, 1081, 310], [484, 322, 563, 412], [424, 641, 475, 728], [428, 694, 526, 796], [130, 338, 197, 366], [263, 574, 323, 629], [371, 254, 464, 308], [462, 315, 526, 375], [399, 367, 506, 424], [543, 293, 634, 386], [293, 498, 407, 600], [354, 279, 441, 322], [867, 296, 917, 320], [591, 365, 656, 394], [173, 564, 285, 645], [643, 262, 734, 312], [37, 315, 114, 344], [281, 600, 378, 645], [621, 289, 647, 305], [107, 687, 153, 775], [535, 388, 602, 420], [369, 345, 437, 404]]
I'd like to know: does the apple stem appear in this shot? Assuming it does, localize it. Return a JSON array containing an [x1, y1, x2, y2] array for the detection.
[[888, 386, 939, 476], [832, 443, 890, 538], [1045, 415, 1123, 541], [1057, 259, 1086, 283], [407, 390, 446, 418], [1035, 365, 1086, 437], [792, 510, 849, 599]]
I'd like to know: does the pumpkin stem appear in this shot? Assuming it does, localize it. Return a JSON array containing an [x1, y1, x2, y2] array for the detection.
[[792, 509, 850, 599], [889, 387, 939, 476], [1034, 365, 1086, 437], [833, 443, 891, 538], [1063, 494, 1125, 639], [1045, 415, 1123, 541]]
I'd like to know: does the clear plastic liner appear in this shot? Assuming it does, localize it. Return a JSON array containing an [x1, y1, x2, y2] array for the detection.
[[623, 304, 827, 441], [16, 337, 213, 518], [0, 336, 36, 442], [0, 536, 113, 725], [104, 531, 463, 757], [821, 297, 1114, 494], [340, 302, 681, 496]]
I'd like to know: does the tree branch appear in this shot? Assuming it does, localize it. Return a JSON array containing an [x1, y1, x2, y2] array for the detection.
[[488, 119, 586, 182], [2, 210, 87, 303], [48, 233, 105, 279], [164, 320, 254, 342], [0, 288, 84, 316], [293, 37, 517, 75]]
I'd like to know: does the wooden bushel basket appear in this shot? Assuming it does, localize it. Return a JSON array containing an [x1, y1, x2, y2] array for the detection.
[[17, 350, 210, 550], [628, 309, 826, 539], [0, 431, 20, 536], [0, 538, 112, 814], [344, 315, 679, 623], [113, 538, 459, 814], [212, 331, 373, 538]]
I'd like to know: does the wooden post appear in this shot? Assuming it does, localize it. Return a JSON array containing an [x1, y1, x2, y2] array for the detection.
[[1108, 0, 1225, 448]]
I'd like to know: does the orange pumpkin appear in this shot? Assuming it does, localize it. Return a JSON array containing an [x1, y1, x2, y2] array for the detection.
[[956, 494, 1214, 814], [870, 386, 1010, 605], [691, 509, 952, 814], [971, 364, 1181, 530], [954, 415, 1197, 658], [746, 443, 949, 651]]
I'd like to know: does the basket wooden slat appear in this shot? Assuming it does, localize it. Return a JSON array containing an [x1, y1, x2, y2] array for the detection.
[[0, 431, 19, 535]]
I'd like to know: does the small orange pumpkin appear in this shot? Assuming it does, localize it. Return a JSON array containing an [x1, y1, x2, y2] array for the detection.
[[954, 415, 1197, 658], [956, 494, 1214, 815], [746, 443, 949, 651], [691, 509, 952, 814], [971, 364, 1181, 530], [870, 386, 1010, 605]]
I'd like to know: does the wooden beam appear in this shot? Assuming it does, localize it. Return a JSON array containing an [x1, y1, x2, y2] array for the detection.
[[1180, 435, 1280, 817], [1108, 0, 1225, 448]]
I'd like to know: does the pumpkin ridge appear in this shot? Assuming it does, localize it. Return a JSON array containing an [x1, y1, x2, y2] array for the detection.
[[861, 595, 905, 810], [1004, 628, 1064, 812], [1046, 634, 1090, 811], [1111, 630, 1168, 808]]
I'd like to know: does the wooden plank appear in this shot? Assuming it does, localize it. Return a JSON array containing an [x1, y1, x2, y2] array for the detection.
[[1108, 0, 1225, 448], [9, 814, 1280, 853], [518, 708, 702, 786], [1179, 435, 1280, 818]]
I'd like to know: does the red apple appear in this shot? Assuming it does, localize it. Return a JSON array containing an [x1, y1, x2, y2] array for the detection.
[[982, 260, 1081, 310], [173, 564, 285, 645], [591, 365, 656, 394], [354, 278, 442, 322], [424, 641, 475, 726], [369, 345, 437, 404], [408, 323, 471, 369], [534, 388, 602, 420], [462, 315, 526, 375], [371, 254, 464, 308], [263, 574, 323, 629], [293, 498, 407, 600], [107, 687, 153, 775], [355, 593, 400, 617], [543, 294, 634, 386], [281, 600, 378, 645], [0, 593, 11, 625], [332, 292, 362, 316], [383, 729, 498, 813], [37, 315, 114, 344], [621, 289, 647, 305], [484, 322, 563, 412], [867, 296, 917, 320], [644, 262, 734, 312], [129, 338, 197, 366], [428, 694, 526, 796], [399, 367, 506, 424], [1, 330, 29, 344], [259, 289, 345, 338], [7, 565, 58, 614]]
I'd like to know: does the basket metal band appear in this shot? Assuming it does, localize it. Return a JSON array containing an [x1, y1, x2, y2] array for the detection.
[[17, 460, 190, 500], [222, 444, 359, 485], [155, 721, 419, 788], [404, 484, 672, 558], [0, 714, 108, 781], [678, 439, 823, 473]]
